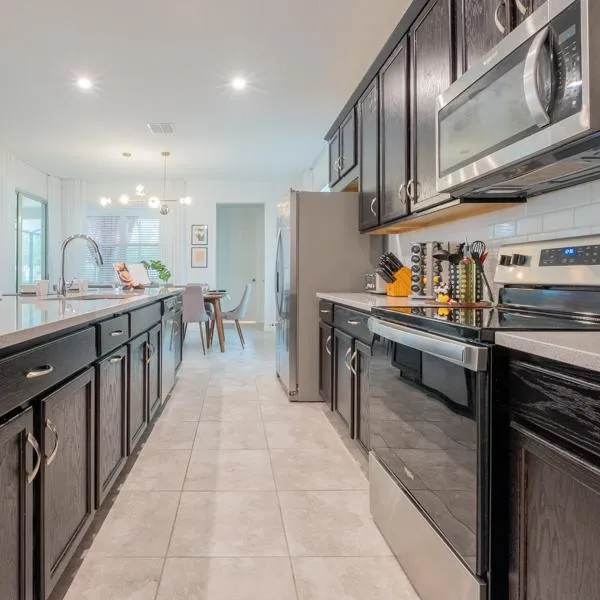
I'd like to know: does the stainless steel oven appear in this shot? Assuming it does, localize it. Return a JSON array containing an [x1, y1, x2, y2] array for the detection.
[[436, 0, 600, 198], [367, 317, 488, 600]]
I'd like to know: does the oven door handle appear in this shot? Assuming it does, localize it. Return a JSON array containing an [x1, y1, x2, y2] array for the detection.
[[368, 317, 488, 372]]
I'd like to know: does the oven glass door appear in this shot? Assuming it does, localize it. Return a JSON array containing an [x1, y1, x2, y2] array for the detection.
[[367, 333, 487, 575], [438, 0, 582, 181]]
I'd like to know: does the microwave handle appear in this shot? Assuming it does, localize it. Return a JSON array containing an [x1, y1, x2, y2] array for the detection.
[[523, 26, 551, 127]]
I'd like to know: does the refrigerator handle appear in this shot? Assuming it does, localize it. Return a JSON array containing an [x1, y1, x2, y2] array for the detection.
[[275, 230, 283, 318]]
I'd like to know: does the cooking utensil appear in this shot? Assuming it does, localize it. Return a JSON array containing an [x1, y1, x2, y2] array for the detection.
[[470, 241, 495, 304]]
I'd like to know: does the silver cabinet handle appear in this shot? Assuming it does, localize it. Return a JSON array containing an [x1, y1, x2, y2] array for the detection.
[[110, 330, 124, 337], [406, 180, 415, 201], [339, 156, 345, 172], [370, 197, 377, 217], [523, 26, 551, 127], [515, 0, 528, 16], [146, 341, 154, 364], [398, 183, 405, 202], [25, 365, 54, 379], [45, 418, 59, 466], [347, 319, 360, 325], [349, 350, 358, 377], [326, 335, 332, 356], [26, 433, 42, 484], [494, 0, 506, 34], [109, 355, 123, 364], [344, 347, 352, 372]]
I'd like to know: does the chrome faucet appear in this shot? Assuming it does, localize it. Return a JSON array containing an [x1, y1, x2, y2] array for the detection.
[[58, 234, 104, 296]]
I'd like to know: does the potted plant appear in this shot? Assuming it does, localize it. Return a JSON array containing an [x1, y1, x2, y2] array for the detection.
[[142, 260, 172, 289]]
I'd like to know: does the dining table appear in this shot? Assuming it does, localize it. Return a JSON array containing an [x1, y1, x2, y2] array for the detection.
[[204, 290, 228, 352]]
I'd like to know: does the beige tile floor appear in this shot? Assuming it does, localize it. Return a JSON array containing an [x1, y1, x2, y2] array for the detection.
[[63, 325, 420, 600]]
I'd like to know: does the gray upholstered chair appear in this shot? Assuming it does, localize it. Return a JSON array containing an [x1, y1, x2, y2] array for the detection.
[[182, 285, 214, 354], [220, 283, 252, 349]]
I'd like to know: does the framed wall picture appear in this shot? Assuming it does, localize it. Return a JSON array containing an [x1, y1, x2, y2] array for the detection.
[[191, 246, 208, 268], [191, 224, 208, 245]]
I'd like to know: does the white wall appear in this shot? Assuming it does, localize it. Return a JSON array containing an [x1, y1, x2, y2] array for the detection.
[[0, 151, 62, 293], [299, 144, 329, 192]]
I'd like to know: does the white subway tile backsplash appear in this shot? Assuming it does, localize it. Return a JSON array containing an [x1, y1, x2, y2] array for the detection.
[[490, 221, 516, 239], [574, 203, 600, 228], [527, 183, 591, 215], [542, 209, 574, 232], [516, 216, 542, 236]]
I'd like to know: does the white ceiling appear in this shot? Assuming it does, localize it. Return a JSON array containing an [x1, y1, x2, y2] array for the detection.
[[0, 0, 411, 184]]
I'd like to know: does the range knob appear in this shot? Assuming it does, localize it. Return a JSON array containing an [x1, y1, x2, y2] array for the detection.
[[512, 253, 528, 266], [499, 254, 512, 266]]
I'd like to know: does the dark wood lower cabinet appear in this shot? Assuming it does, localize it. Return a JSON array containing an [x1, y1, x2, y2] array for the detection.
[[148, 324, 162, 420], [41, 369, 95, 600], [319, 322, 333, 407], [509, 423, 600, 600], [354, 341, 371, 452], [128, 334, 148, 454], [333, 330, 353, 434], [0, 408, 36, 600], [174, 311, 183, 371], [96, 348, 128, 508]]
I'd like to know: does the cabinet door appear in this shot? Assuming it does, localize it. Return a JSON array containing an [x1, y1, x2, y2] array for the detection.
[[148, 324, 162, 421], [358, 79, 380, 231], [128, 334, 148, 453], [509, 423, 600, 600], [319, 322, 333, 407], [96, 348, 128, 507], [333, 330, 353, 434], [162, 316, 176, 399], [41, 368, 95, 599], [174, 312, 183, 371], [380, 39, 409, 223], [328, 131, 341, 187], [0, 408, 37, 600], [410, 0, 453, 212], [459, 0, 509, 72], [339, 110, 356, 178], [354, 341, 371, 452]]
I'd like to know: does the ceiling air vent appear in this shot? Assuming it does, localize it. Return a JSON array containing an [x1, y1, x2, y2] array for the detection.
[[146, 123, 175, 135]]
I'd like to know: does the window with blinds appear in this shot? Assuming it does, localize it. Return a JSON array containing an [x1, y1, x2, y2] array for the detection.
[[83, 215, 161, 284]]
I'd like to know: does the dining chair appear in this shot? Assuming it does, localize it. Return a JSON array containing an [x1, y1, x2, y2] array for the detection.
[[182, 285, 214, 355], [220, 283, 252, 349]]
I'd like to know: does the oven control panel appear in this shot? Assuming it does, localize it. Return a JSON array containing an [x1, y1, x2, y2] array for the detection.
[[539, 244, 600, 267], [495, 235, 600, 286]]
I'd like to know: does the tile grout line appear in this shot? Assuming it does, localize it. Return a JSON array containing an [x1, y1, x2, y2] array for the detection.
[[259, 378, 301, 600], [151, 372, 208, 600]]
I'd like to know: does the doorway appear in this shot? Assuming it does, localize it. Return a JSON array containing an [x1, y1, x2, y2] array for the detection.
[[216, 204, 265, 323]]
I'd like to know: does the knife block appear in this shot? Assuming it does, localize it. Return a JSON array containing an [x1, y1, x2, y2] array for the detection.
[[386, 267, 411, 297]]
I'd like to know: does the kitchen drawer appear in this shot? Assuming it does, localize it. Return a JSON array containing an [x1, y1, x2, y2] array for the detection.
[[163, 295, 183, 315], [334, 306, 372, 344], [130, 303, 162, 338], [0, 327, 97, 418], [97, 314, 130, 356], [319, 300, 334, 325]]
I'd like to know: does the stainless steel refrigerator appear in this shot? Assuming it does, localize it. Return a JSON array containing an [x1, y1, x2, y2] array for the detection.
[[275, 190, 378, 402]]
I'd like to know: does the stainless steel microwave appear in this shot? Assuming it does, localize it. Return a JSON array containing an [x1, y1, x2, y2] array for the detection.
[[436, 0, 600, 199]]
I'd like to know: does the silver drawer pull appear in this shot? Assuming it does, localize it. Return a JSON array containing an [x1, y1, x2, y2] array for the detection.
[[45, 418, 59, 466], [25, 365, 54, 379], [109, 355, 123, 364], [110, 330, 124, 337], [26, 433, 42, 484], [347, 319, 360, 325], [320, 309, 331, 314]]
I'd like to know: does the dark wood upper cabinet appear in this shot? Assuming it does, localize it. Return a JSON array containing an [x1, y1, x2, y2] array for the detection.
[[333, 330, 354, 434], [148, 324, 162, 420], [0, 408, 36, 600], [41, 368, 95, 600], [128, 333, 148, 454], [358, 78, 380, 231], [339, 109, 356, 178], [379, 38, 410, 224], [319, 322, 333, 408], [328, 131, 341, 187], [96, 348, 128, 508], [410, 0, 453, 212]]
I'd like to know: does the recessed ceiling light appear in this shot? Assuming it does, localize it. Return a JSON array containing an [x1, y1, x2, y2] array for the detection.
[[231, 77, 247, 91], [122, 152, 132, 158], [119, 194, 130, 205], [77, 77, 93, 90]]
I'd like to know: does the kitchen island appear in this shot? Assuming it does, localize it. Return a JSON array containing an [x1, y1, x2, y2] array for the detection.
[[0, 289, 182, 600]]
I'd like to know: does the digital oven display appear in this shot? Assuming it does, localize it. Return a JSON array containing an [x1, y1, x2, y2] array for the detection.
[[540, 245, 600, 266]]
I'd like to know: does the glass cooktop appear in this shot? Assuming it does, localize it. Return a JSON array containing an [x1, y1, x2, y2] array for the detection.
[[372, 305, 600, 342]]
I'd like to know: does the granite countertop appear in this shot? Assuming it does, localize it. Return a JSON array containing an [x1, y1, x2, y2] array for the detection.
[[316, 292, 430, 312], [0, 288, 182, 351], [496, 331, 600, 372]]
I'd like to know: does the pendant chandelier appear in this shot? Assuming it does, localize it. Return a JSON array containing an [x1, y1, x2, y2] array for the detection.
[[99, 151, 192, 214]]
